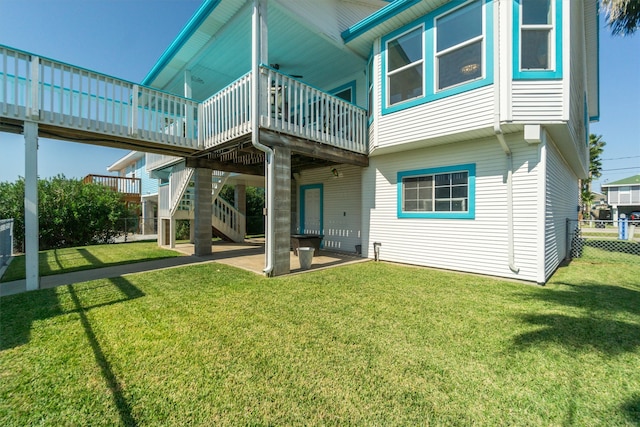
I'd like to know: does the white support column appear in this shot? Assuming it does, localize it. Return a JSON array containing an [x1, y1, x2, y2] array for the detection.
[[24, 121, 39, 291]]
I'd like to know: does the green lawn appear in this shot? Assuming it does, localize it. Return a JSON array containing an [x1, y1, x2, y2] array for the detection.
[[1, 248, 639, 425], [0, 242, 181, 282]]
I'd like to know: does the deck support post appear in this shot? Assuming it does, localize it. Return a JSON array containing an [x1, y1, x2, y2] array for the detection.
[[24, 121, 39, 291], [271, 147, 291, 276], [193, 168, 213, 256], [235, 184, 247, 240], [169, 217, 176, 249], [234, 184, 246, 216]]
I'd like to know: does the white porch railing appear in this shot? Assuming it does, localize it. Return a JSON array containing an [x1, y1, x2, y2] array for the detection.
[[213, 197, 245, 242], [2, 46, 367, 162], [0, 45, 199, 150], [259, 66, 368, 154], [199, 66, 368, 154], [200, 71, 252, 148], [169, 162, 195, 217]]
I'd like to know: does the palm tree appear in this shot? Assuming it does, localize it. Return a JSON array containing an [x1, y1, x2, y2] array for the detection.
[[581, 134, 606, 219], [602, 0, 640, 35]]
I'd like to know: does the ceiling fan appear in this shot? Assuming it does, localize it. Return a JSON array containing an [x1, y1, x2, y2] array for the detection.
[[270, 63, 303, 79]]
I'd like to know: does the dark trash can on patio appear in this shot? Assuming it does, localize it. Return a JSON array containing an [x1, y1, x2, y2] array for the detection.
[[290, 234, 323, 257]]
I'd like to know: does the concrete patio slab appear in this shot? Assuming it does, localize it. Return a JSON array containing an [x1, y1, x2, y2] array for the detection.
[[0, 239, 369, 297]]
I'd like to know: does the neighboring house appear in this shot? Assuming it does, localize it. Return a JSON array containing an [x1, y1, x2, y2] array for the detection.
[[0, 0, 599, 286], [106, 151, 159, 235], [602, 175, 640, 220]]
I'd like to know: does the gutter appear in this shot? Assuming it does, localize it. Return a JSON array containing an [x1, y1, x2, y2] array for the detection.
[[493, 0, 519, 274], [251, 0, 274, 276]]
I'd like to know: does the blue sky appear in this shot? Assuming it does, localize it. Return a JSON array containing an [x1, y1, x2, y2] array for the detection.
[[0, 0, 638, 191]]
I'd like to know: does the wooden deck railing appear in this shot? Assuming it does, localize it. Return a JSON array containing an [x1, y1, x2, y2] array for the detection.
[[0, 45, 199, 150], [259, 66, 368, 154], [199, 66, 368, 154], [1, 46, 367, 158], [83, 174, 141, 198]]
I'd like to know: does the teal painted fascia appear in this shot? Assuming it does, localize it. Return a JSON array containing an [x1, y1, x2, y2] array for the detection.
[[299, 184, 324, 235], [397, 163, 476, 219], [512, 0, 563, 80], [142, 0, 221, 86], [342, 0, 422, 43], [381, 0, 494, 115]]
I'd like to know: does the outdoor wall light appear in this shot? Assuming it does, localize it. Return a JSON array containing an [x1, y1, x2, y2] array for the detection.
[[331, 168, 340, 178]]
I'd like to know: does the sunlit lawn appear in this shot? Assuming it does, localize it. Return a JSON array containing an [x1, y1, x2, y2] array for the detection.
[[0, 241, 180, 282], [1, 247, 638, 425]]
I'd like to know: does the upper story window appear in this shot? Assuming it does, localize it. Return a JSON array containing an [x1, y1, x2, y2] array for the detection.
[[397, 163, 476, 219], [329, 81, 356, 104], [520, 0, 554, 70], [380, 0, 493, 115], [386, 26, 424, 106], [435, 1, 484, 91], [514, 0, 562, 79]]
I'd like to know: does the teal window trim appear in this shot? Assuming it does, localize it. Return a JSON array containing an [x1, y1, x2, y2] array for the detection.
[[329, 81, 356, 103], [299, 184, 324, 235], [397, 163, 476, 219], [381, 0, 493, 115], [513, 0, 563, 80], [383, 24, 426, 111]]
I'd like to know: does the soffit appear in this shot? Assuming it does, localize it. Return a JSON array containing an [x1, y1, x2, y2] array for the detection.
[[144, 0, 387, 101], [344, 0, 448, 57]]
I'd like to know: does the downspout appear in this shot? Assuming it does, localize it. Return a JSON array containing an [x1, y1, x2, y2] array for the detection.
[[493, 0, 520, 274], [251, 0, 274, 276]]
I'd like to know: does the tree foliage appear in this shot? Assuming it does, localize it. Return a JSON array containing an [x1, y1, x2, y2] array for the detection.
[[602, 0, 640, 35], [580, 134, 607, 217], [219, 184, 265, 235], [0, 175, 133, 251]]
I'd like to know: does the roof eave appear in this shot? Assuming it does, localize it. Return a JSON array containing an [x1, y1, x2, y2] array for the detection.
[[141, 0, 222, 86], [341, 0, 422, 43], [107, 151, 144, 172]]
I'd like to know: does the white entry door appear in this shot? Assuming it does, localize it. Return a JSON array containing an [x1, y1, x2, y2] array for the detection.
[[300, 184, 323, 235]]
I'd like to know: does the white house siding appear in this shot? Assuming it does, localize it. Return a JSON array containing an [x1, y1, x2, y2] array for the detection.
[[295, 164, 363, 254], [511, 81, 564, 122], [543, 136, 579, 280], [137, 159, 158, 198], [376, 86, 494, 150], [567, 0, 588, 168], [363, 134, 542, 282]]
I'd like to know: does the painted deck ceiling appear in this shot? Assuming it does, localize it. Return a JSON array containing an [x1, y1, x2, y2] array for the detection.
[[146, 0, 387, 101]]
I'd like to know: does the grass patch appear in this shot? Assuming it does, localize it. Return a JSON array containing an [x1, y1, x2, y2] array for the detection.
[[0, 242, 180, 282], [1, 256, 639, 425]]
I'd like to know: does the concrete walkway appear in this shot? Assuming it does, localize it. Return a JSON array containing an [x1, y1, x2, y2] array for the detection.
[[0, 240, 368, 297], [0, 255, 216, 297]]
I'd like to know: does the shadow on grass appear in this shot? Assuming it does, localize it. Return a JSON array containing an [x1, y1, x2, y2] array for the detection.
[[1, 277, 143, 425], [0, 277, 144, 350], [77, 248, 103, 266], [513, 313, 640, 356], [621, 394, 640, 425], [68, 281, 138, 426]]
